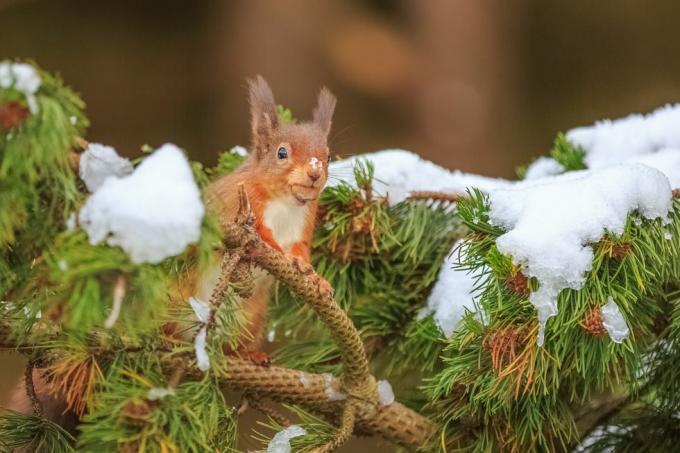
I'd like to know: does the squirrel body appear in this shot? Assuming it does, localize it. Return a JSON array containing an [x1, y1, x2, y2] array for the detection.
[[205, 76, 336, 347]]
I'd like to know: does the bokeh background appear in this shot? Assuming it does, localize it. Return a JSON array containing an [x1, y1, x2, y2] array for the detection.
[[2, 0, 680, 449]]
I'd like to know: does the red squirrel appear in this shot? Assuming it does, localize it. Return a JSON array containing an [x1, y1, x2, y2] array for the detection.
[[9, 76, 336, 427], [198, 75, 336, 347]]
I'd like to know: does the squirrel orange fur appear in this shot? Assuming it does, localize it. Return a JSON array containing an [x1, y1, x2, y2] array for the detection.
[[200, 75, 336, 348]]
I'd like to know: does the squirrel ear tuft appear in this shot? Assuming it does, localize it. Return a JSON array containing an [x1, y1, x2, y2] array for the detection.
[[313, 87, 337, 137], [247, 75, 278, 157]]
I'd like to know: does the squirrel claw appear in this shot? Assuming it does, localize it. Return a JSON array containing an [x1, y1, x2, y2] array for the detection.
[[318, 276, 334, 298], [290, 255, 314, 275], [239, 349, 271, 367]]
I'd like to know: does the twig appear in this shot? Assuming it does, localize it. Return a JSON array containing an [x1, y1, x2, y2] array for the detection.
[[24, 359, 43, 417], [246, 395, 293, 427], [408, 190, 465, 203], [311, 400, 357, 453], [208, 357, 435, 448], [104, 275, 127, 329]]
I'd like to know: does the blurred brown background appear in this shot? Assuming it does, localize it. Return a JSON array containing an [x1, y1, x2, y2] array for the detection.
[[1, 0, 680, 449]]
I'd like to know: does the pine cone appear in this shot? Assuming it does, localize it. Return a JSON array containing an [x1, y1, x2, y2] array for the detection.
[[506, 271, 530, 297], [582, 306, 607, 336], [0, 101, 29, 129]]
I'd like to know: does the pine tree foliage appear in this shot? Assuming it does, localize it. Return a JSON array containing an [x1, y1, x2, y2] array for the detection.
[[2, 62, 680, 452]]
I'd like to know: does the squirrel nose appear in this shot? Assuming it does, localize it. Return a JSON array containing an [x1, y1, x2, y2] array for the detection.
[[308, 170, 321, 182]]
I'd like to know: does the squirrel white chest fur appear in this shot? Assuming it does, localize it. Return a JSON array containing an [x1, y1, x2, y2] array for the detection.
[[262, 196, 308, 251]]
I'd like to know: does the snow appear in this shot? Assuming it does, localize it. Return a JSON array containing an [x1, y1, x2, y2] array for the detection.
[[377, 380, 394, 406], [0, 62, 42, 113], [147, 387, 175, 400], [267, 425, 307, 453], [65, 212, 77, 231], [622, 148, 680, 188], [298, 372, 311, 388], [267, 329, 276, 342], [423, 243, 480, 337], [322, 373, 346, 401], [188, 296, 211, 371], [79, 144, 204, 264], [524, 157, 564, 180], [189, 297, 210, 323], [328, 149, 512, 205], [230, 145, 248, 157], [488, 164, 672, 346], [79, 143, 133, 192], [194, 325, 210, 372], [567, 104, 680, 171], [575, 425, 623, 452], [601, 297, 629, 343]]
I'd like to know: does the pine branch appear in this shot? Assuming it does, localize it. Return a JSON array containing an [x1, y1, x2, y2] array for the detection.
[[24, 360, 44, 417], [0, 324, 436, 450], [213, 357, 435, 448], [408, 190, 465, 204]]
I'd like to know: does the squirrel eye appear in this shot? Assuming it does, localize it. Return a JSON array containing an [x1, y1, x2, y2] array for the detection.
[[277, 146, 288, 159]]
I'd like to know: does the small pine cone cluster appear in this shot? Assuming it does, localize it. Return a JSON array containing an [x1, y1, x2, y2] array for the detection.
[[610, 242, 631, 259], [506, 271, 530, 297], [582, 306, 607, 336], [121, 400, 153, 424], [0, 101, 29, 129]]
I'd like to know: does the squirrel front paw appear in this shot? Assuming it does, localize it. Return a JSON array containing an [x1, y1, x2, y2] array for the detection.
[[317, 276, 334, 298], [290, 255, 314, 275]]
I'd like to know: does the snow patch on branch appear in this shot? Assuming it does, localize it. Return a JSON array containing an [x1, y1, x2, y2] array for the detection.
[[524, 157, 564, 180], [79, 143, 133, 192], [567, 103, 680, 171], [377, 380, 395, 406], [601, 297, 629, 343], [189, 296, 211, 323], [329, 149, 512, 205], [79, 143, 204, 264], [267, 425, 307, 453], [194, 326, 210, 372], [0, 62, 42, 113], [422, 243, 482, 337], [322, 373, 346, 401], [488, 164, 671, 346], [189, 296, 211, 371], [147, 387, 175, 400]]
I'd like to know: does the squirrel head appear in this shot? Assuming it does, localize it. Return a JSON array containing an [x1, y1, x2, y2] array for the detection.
[[247, 75, 337, 206]]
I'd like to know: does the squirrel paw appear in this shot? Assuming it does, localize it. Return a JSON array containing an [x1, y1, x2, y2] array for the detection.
[[238, 349, 271, 367], [290, 255, 314, 275], [317, 276, 334, 298]]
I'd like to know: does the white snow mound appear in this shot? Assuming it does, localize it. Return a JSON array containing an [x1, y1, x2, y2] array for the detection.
[[424, 243, 480, 337], [329, 149, 512, 205], [79, 143, 134, 192], [0, 62, 42, 113], [488, 164, 672, 346], [79, 143, 204, 264], [567, 103, 680, 169], [524, 157, 565, 180]]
